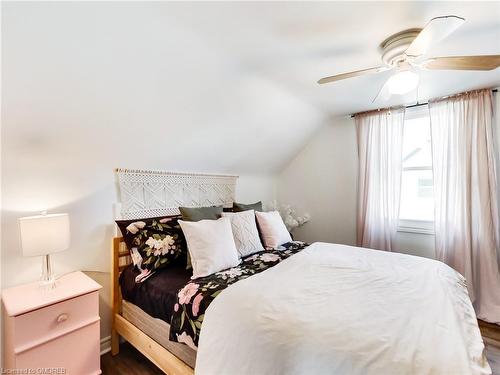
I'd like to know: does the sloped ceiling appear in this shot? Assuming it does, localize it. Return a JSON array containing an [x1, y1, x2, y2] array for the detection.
[[2, 2, 323, 181], [164, 1, 500, 116], [3, 1, 500, 182]]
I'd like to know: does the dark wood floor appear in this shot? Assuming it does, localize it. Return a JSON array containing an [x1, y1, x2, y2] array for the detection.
[[104, 322, 500, 375], [480, 319, 500, 345], [479, 319, 500, 374], [101, 343, 164, 375]]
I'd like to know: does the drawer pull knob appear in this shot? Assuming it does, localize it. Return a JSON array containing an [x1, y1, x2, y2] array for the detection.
[[57, 313, 68, 323]]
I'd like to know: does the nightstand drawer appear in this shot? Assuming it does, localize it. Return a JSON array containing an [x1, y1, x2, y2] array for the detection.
[[17, 320, 101, 375], [13, 291, 99, 353]]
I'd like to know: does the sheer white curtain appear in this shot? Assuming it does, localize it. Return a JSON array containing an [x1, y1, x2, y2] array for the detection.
[[355, 108, 405, 251], [430, 89, 500, 323]]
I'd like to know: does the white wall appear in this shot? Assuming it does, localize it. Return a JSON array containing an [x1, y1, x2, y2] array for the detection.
[[277, 116, 437, 259], [1, 2, 325, 345], [278, 117, 357, 247]]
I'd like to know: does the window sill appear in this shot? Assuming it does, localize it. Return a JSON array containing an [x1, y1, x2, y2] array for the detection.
[[397, 220, 435, 235], [397, 226, 435, 235]]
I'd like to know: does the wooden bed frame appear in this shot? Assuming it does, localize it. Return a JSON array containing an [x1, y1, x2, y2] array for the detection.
[[111, 236, 194, 375], [111, 169, 238, 374]]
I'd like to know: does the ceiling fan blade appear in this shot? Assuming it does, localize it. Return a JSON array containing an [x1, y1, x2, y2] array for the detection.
[[372, 77, 392, 103], [317, 66, 390, 84], [405, 15, 465, 57], [421, 55, 500, 71]]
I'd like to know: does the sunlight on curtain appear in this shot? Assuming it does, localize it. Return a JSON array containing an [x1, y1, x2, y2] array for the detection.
[[355, 108, 405, 251], [430, 89, 500, 324]]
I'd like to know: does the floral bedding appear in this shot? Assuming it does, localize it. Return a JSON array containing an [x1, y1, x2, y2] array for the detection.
[[169, 241, 309, 349], [115, 216, 187, 283]]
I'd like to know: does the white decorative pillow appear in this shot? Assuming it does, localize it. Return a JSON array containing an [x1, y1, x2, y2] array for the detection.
[[255, 211, 292, 249], [179, 217, 240, 279], [221, 210, 264, 257]]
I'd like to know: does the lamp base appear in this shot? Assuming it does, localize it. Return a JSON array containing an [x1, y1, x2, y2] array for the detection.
[[41, 254, 56, 289]]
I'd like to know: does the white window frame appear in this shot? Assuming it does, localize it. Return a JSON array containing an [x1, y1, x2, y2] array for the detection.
[[397, 104, 435, 235]]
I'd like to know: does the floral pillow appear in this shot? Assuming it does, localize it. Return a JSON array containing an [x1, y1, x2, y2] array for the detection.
[[116, 216, 187, 282]]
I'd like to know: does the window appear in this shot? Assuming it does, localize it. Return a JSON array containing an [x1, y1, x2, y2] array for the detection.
[[398, 105, 434, 234]]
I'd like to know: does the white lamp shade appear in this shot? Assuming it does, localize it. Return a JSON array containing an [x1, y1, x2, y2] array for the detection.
[[19, 213, 70, 257]]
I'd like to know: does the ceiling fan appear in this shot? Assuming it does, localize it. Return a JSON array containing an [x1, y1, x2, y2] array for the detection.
[[317, 15, 500, 102]]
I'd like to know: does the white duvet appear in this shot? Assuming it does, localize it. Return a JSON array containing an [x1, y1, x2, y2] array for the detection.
[[195, 242, 491, 375]]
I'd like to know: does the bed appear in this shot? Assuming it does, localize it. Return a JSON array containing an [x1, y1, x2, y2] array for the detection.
[[119, 262, 196, 367], [111, 236, 195, 375], [111, 168, 491, 375], [111, 168, 239, 375]]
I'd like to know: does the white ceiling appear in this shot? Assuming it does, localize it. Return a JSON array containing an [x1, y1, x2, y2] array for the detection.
[[3, 1, 500, 183], [165, 1, 500, 116]]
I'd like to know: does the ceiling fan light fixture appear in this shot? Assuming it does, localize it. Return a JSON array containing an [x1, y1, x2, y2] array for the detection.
[[387, 71, 419, 95]]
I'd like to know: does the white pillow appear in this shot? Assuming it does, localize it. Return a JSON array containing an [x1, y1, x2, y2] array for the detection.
[[221, 210, 264, 257], [179, 217, 240, 279], [255, 211, 292, 249]]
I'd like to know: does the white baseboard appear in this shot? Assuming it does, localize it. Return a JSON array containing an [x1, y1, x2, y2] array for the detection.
[[100, 335, 111, 355]]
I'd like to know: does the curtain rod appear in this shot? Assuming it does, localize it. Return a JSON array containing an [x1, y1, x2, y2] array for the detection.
[[350, 88, 498, 118]]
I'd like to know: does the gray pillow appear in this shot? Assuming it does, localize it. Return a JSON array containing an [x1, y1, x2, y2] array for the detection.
[[179, 205, 223, 222], [233, 201, 263, 213]]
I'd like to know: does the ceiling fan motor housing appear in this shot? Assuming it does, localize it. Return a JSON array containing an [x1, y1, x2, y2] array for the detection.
[[380, 29, 422, 66]]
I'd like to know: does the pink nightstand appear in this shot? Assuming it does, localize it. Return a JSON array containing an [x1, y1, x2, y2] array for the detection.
[[2, 271, 102, 374]]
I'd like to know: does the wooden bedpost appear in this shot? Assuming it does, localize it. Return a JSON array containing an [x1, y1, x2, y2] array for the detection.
[[111, 237, 122, 356], [109, 236, 194, 374]]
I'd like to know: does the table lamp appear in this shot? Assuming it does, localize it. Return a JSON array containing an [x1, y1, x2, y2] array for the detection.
[[18, 213, 70, 287]]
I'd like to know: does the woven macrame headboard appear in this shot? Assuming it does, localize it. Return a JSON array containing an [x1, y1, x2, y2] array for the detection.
[[115, 169, 238, 220]]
